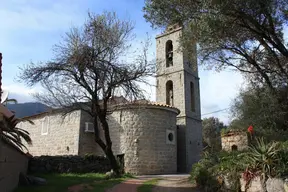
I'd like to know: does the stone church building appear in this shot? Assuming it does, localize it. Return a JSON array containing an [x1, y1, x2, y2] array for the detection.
[[20, 25, 202, 175]]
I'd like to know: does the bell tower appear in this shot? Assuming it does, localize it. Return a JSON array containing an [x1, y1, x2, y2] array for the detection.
[[155, 24, 202, 173]]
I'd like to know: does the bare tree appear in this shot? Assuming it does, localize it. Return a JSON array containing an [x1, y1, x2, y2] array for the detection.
[[19, 12, 154, 175]]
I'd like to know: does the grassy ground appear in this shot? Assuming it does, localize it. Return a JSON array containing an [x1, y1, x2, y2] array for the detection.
[[137, 178, 160, 192], [15, 173, 128, 192]]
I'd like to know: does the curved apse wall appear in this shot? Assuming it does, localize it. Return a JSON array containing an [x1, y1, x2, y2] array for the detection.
[[108, 103, 179, 175]]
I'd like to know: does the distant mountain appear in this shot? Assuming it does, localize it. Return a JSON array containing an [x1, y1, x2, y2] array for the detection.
[[6, 102, 50, 118]]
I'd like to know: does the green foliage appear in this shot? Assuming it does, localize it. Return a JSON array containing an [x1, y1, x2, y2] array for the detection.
[[277, 149, 288, 177], [280, 140, 288, 149], [226, 170, 241, 192], [15, 173, 125, 192], [122, 172, 134, 178], [190, 151, 248, 191], [247, 137, 281, 178], [242, 137, 288, 179], [197, 169, 220, 192], [144, 0, 288, 92], [214, 151, 249, 174], [246, 137, 288, 179], [202, 117, 225, 152], [0, 114, 32, 151], [231, 87, 288, 132], [220, 128, 244, 137], [84, 153, 97, 161], [190, 161, 212, 185], [220, 128, 230, 136], [190, 162, 221, 192], [191, 136, 288, 192]]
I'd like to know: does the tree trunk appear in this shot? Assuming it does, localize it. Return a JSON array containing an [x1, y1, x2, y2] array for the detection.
[[96, 109, 121, 176], [105, 146, 120, 176]]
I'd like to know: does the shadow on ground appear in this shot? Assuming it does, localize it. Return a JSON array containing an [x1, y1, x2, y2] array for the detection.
[[108, 180, 199, 192], [108, 174, 200, 192]]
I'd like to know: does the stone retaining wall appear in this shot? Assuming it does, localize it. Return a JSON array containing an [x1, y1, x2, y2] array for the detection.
[[0, 139, 29, 192], [29, 155, 110, 173]]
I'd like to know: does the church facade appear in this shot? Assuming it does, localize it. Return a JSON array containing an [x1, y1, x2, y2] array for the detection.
[[20, 26, 202, 174]]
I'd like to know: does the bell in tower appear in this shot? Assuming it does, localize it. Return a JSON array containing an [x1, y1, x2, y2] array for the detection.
[[166, 40, 173, 67]]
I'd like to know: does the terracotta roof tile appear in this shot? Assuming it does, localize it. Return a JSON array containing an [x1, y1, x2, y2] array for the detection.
[[115, 101, 180, 114]]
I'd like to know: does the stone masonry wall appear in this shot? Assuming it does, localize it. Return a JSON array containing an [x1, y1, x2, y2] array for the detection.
[[20, 111, 81, 156], [78, 111, 121, 157], [108, 104, 179, 175], [156, 28, 186, 117], [0, 139, 28, 192], [221, 132, 249, 151], [176, 118, 187, 173], [185, 117, 202, 171], [29, 155, 110, 174], [78, 104, 179, 175], [78, 111, 105, 156], [156, 27, 202, 173], [155, 27, 201, 117]]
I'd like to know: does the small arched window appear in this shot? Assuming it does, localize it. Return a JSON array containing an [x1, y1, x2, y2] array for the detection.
[[166, 40, 173, 67], [166, 80, 173, 106], [41, 116, 49, 135]]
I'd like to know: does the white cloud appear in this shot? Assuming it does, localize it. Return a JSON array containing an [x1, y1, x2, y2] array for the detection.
[[0, 1, 84, 31], [2, 84, 36, 103]]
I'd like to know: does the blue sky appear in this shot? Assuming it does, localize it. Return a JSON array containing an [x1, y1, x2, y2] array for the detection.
[[0, 0, 245, 124]]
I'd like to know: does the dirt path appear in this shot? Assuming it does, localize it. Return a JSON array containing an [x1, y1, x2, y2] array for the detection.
[[106, 174, 199, 192], [151, 175, 199, 192]]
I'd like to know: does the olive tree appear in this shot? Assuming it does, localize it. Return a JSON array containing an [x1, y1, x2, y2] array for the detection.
[[143, 0, 288, 91], [202, 117, 225, 152], [230, 86, 288, 132]]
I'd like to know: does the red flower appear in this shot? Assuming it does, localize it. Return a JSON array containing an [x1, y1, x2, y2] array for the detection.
[[247, 125, 254, 134]]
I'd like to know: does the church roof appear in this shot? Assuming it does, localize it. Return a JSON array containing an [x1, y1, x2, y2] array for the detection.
[[21, 98, 180, 119], [114, 100, 180, 114]]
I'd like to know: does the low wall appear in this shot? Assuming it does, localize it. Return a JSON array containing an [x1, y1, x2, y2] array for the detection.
[[29, 155, 111, 173], [0, 139, 29, 192]]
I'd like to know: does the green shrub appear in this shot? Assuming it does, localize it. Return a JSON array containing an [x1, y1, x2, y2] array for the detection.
[[191, 150, 250, 191], [277, 145, 288, 176], [190, 162, 221, 191], [191, 136, 288, 192], [190, 151, 247, 191], [247, 137, 280, 178], [214, 151, 247, 191], [190, 162, 206, 184], [254, 129, 288, 142], [280, 140, 288, 149], [84, 153, 96, 161], [197, 169, 221, 192]]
